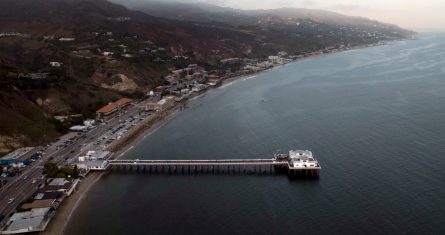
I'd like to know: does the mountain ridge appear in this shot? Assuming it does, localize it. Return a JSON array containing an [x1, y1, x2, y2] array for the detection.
[[111, 0, 410, 31], [0, 0, 415, 154]]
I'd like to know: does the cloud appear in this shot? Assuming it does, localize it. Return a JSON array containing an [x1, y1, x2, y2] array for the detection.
[[202, 0, 318, 9], [113, 0, 445, 30], [276, 0, 296, 7], [325, 4, 370, 11], [300, 0, 318, 7], [204, 0, 228, 6]]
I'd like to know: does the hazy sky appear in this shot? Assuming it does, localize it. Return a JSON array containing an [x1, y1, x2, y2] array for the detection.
[[196, 0, 445, 31]]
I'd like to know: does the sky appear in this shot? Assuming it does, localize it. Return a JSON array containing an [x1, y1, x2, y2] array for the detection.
[[170, 0, 445, 31]]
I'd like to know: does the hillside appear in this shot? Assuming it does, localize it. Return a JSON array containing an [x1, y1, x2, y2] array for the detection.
[[0, 0, 414, 154], [113, 1, 413, 36]]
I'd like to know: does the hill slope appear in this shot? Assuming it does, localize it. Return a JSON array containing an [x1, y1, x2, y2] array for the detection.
[[112, 1, 413, 36], [0, 0, 414, 154]]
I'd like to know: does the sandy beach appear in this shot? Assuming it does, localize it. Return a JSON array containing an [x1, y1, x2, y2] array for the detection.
[[42, 172, 102, 235], [40, 103, 182, 235]]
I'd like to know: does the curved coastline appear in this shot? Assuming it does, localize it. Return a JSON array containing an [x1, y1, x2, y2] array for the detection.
[[44, 41, 399, 235]]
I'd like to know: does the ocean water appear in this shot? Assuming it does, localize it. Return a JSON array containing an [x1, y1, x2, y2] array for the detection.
[[65, 33, 445, 234]]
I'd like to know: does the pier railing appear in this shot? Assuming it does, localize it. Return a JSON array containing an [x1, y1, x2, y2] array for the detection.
[[109, 159, 284, 165], [108, 159, 320, 178]]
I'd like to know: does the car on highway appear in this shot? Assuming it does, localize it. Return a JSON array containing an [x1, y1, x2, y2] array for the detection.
[[7, 198, 14, 204]]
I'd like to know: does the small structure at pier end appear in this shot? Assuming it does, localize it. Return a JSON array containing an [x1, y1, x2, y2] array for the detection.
[[108, 149, 320, 179], [274, 150, 321, 178]]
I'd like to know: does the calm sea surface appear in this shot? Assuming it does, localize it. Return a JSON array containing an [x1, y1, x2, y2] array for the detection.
[[65, 33, 445, 234]]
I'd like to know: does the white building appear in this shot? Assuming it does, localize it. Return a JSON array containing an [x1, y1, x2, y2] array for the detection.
[[288, 150, 320, 169], [103, 51, 114, 56], [59, 37, 75, 42], [69, 125, 88, 132], [180, 88, 190, 95], [244, 65, 261, 72], [1, 208, 53, 234], [268, 56, 283, 64], [277, 51, 288, 57], [49, 62, 62, 67], [45, 178, 79, 196], [191, 84, 208, 93], [76, 160, 109, 171], [76, 151, 112, 171], [257, 61, 274, 69], [83, 119, 95, 127], [145, 96, 175, 112]]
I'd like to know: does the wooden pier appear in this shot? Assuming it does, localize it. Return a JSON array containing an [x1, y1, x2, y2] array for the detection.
[[108, 158, 320, 179]]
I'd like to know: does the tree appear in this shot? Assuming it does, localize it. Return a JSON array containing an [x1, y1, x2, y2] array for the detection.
[[73, 165, 79, 178], [43, 162, 58, 177]]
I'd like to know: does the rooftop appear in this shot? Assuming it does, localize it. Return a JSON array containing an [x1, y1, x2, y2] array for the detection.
[[288, 150, 320, 169], [114, 98, 132, 106], [48, 178, 70, 186], [96, 98, 132, 114], [1, 147, 36, 160], [33, 191, 64, 200], [289, 150, 313, 160], [42, 178, 79, 196], [4, 208, 52, 233], [79, 160, 109, 169], [21, 199, 56, 210], [96, 102, 117, 114]]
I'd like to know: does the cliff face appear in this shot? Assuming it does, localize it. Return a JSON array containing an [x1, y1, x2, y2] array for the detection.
[[0, 0, 415, 153]]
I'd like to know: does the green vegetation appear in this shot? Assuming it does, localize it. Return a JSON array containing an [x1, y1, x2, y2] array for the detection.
[[43, 162, 79, 178], [0, 0, 413, 154]]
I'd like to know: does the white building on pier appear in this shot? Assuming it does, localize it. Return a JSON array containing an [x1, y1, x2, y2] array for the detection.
[[288, 150, 320, 169]]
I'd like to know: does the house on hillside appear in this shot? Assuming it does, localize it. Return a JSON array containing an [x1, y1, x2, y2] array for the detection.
[[49, 62, 62, 67], [59, 37, 75, 42]]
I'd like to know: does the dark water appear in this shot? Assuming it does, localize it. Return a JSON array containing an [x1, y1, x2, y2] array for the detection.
[[65, 33, 445, 235]]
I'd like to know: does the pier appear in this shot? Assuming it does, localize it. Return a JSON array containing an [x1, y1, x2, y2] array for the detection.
[[108, 150, 321, 179]]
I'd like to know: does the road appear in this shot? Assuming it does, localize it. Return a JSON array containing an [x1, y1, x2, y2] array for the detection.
[[0, 101, 148, 228]]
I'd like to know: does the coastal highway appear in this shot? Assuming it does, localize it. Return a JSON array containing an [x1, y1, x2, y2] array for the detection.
[[0, 168, 44, 221], [0, 101, 148, 228]]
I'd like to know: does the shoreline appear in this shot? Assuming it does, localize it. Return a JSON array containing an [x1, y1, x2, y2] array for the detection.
[[42, 40, 400, 235], [42, 105, 183, 235]]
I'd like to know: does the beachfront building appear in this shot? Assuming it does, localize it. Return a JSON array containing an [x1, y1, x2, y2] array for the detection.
[[43, 178, 79, 196], [268, 55, 284, 64], [21, 199, 58, 210], [76, 150, 111, 171], [1, 208, 54, 234], [191, 84, 208, 93], [96, 98, 132, 119], [76, 160, 109, 171], [32, 191, 64, 201], [145, 96, 175, 112]]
